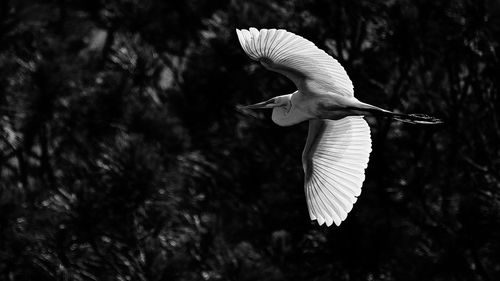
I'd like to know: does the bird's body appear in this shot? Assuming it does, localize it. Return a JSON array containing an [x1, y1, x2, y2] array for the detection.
[[236, 28, 441, 226], [269, 91, 369, 126]]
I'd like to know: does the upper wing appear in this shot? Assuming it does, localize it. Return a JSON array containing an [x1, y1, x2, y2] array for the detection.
[[236, 28, 354, 97], [302, 117, 371, 226]]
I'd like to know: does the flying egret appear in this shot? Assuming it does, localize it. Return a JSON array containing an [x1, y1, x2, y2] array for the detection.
[[236, 28, 442, 227]]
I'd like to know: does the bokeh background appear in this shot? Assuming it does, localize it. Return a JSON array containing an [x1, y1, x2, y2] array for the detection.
[[1, 0, 500, 280]]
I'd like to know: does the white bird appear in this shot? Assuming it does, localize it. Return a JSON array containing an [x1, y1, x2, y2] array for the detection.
[[236, 28, 442, 227]]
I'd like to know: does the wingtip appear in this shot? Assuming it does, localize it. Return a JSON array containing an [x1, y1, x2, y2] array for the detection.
[[313, 217, 341, 227], [236, 28, 249, 34], [235, 29, 248, 52]]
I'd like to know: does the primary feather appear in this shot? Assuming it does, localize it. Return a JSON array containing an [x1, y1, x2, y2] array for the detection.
[[236, 28, 354, 97]]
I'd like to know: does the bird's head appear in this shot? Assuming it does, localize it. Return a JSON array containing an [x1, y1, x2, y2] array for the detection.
[[239, 94, 308, 126], [239, 94, 291, 110]]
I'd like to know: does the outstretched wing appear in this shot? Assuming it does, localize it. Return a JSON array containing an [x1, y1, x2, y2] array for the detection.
[[302, 117, 371, 226], [236, 28, 354, 97]]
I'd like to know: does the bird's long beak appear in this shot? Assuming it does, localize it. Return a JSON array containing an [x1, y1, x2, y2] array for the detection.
[[239, 99, 277, 109]]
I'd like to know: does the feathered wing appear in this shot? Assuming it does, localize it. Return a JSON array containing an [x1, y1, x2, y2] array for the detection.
[[302, 117, 371, 226], [236, 28, 354, 97]]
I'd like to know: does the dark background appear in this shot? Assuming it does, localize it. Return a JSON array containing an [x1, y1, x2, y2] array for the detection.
[[1, 0, 500, 280]]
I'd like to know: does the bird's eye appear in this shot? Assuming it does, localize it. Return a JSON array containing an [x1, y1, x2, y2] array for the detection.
[[266, 98, 276, 105]]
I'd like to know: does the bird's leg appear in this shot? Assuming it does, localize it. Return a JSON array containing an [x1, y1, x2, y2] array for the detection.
[[316, 97, 442, 124], [343, 102, 443, 124], [315, 96, 371, 120]]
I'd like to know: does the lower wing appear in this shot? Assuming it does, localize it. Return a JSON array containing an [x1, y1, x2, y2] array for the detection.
[[302, 117, 372, 226]]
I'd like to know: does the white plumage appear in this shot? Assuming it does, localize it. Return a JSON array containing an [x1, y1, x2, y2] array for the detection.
[[302, 118, 371, 226], [236, 28, 441, 226], [236, 28, 354, 97]]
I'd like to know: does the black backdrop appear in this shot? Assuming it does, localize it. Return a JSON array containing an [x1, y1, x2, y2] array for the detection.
[[1, 0, 500, 280]]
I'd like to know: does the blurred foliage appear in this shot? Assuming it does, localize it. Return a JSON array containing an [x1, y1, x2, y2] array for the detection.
[[1, 0, 500, 280]]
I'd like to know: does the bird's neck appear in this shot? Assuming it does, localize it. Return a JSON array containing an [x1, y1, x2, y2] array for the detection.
[[272, 93, 313, 126]]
